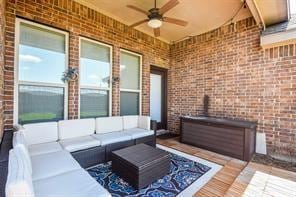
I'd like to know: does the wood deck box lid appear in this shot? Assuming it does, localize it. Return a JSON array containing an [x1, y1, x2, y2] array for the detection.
[[181, 116, 257, 129], [112, 144, 170, 170]]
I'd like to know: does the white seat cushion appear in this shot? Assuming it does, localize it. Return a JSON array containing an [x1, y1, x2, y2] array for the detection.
[[23, 122, 59, 145], [122, 128, 154, 139], [122, 115, 139, 130], [28, 142, 63, 156], [33, 169, 111, 197], [58, 119, 95, 140], [92, 132, 132, 146], [6, 149, 34, 197], [59, 136, 101, 152], [96, 116, 123, 133], [138, 116, 151, 130], [31, 150, 81, 181]]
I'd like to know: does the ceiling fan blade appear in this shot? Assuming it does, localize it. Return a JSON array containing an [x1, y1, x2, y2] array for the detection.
[[163, 17, 188, 26], [154, 28, 160, 37], [159, 0, 179, 15], [129, 19, 149, 28], [126, 5, 149, 15]]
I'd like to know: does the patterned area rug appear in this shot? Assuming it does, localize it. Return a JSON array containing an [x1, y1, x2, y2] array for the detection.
[[88, 150, 211, 196]]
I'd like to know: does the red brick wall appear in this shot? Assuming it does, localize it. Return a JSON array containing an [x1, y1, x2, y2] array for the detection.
[[3, 1, 295, 155], [4, 0, 170, 130], [169, 18, 296, 153], [0, 0, 5, 139]]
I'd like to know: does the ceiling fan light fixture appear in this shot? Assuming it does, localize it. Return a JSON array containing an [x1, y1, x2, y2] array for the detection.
[[148, 18, 162, 28], [127, 0, 187, 37]]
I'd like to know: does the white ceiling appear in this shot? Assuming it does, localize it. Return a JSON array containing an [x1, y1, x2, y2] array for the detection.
[[75, 0, 252, 43]]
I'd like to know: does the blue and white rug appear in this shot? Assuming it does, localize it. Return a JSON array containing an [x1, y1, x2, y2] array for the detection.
[[88, 145, 222, 197]]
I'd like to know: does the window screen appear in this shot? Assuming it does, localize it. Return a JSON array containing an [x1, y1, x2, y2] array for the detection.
[[18, 85, 64, 124], [120, 92, 139, 116], [80, 89, 109, 118]]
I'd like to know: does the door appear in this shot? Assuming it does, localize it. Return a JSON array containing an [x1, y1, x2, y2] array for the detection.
[[150, 66, 167, 130]]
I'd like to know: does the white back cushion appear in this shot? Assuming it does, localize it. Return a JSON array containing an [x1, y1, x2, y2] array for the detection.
[[16, 145, 32, 175], [23, 122, 58, 145], [96, 117, 123, 133], [13, 131, 28, 149], [6, 149, 34, 197], [138, 116, 151, 130], [123, 116, 139, 130], [58, 119, 95, 140]]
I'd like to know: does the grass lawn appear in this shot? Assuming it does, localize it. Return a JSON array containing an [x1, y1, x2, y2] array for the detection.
[[19, 113, 57, 123], [80, 111, 107, 118]]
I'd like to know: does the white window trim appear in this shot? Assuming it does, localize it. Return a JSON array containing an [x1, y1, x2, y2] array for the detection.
[[13, 18, 69, 125], [78, 37, 113, 118], [119, 49, 142, 115]]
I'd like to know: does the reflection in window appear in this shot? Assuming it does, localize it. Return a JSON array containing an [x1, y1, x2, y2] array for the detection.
[[80, 58, 110, 87], [120, 51, 140, 90], [80, 89, 109, 118], [120, 92, 139, 116], [80, 40, 110, 87], [19, 45, 65, 84], [19, 85, 64, 124]]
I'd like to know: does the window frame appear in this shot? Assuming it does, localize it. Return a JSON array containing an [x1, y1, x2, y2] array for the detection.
[[78, 37, 113, 118], [119, 49, 142, 116], [13, 18, 69, 125]]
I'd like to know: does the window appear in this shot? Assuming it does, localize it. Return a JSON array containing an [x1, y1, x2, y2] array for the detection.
[[79, 38, 112, 118], [14, 19, 68, 124], [120, 50, 142, 115]]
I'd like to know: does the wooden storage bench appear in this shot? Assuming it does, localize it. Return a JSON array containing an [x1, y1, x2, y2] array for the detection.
[[180, 116, 257, 161]]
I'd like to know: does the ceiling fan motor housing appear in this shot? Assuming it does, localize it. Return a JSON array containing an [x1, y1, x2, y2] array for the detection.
[[127, 0, 188, 36], [148, 8, 163, 20]]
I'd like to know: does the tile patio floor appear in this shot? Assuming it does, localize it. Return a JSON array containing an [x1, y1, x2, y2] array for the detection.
[[157, 137, 296, 196]]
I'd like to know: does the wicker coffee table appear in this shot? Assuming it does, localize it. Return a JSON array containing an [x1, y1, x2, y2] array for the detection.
[[111, 143, 170, 190]]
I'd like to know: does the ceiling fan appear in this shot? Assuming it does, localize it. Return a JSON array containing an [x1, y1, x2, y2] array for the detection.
[[127, 0, 188, 37]]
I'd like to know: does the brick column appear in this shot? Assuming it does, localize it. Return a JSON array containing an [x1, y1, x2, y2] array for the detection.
[[67, 32, 79, 119], [0, 0, 5, 135], [3, 3, 15, 130], [112, 46, 120, 116], [141, 55, 150, 116]]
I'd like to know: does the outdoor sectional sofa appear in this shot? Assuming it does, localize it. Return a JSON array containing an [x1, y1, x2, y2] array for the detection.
[[5, 115, 156, 197]]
